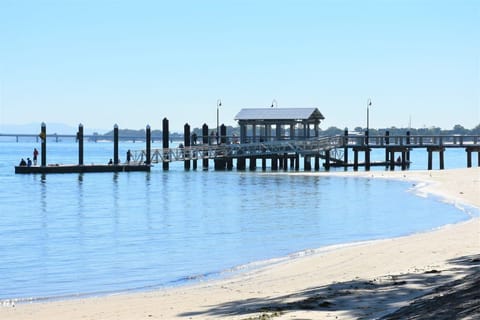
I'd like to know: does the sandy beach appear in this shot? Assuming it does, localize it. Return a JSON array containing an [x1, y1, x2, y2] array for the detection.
[[2, 167, 479, 319]]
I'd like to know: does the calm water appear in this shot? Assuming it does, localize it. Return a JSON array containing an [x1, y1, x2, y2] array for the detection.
[[0, 139, 477, 302]]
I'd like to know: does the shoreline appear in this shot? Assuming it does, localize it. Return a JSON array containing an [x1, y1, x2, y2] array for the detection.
[[2, 167, 479, 319]]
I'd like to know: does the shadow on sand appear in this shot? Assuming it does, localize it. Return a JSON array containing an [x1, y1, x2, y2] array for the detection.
[[178, 254, 479, 320]]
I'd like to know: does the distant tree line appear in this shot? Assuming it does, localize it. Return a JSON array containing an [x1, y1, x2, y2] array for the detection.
[[99, 123, 480, 139]]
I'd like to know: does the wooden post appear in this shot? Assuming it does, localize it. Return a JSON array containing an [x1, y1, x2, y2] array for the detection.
[[226, 158, 233, 170], [237, 157, 246, 170], [390, 150, 395, 171], [385, 130, 390, 165], [344, 128, 349, 170], [202, 123, 209, 170], [262, 157, 267, 171], [402, 150, 407, 170], [428, 149, 433, 170], [304, 155, 311, 171], [249, 157, 256, 170], [113, 124, 119, 165], [283, 153, 288, 171], [271, 155, 278, 171], [146, 125, 151, 165], [466, 148, 472, 168], [295, 153, 300, 171], [324, 152, 330, 171], [220, 124, 227, 144], [315, 155, 321, 171], [406, 131, 411, 162], [353, 149, 359, 171], [41, 122, 46, 167], [78, 123, 84, 165], [439, 150, 445, 170], [162, 118, 169, 170], [365, 148, 371, 171], [184, 123, 191, 170]]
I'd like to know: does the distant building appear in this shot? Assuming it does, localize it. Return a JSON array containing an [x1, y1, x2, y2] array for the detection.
[[234, 107, 325, 143]]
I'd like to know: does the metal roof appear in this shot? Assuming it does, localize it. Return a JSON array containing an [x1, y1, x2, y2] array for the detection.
[[234, 108, 325, 121]]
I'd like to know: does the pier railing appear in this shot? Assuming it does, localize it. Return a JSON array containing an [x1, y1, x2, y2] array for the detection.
[[130, 134, 480, 164], [345, 134, 479, 148]]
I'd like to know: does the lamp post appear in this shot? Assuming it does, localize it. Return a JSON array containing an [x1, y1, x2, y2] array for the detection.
[[366, 98, 372, 144], [271, 99, 277, 108], [216, 99, 222, 144]]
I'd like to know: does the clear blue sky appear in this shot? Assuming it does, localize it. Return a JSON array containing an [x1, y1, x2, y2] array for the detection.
[[1, 0, 478, 133]]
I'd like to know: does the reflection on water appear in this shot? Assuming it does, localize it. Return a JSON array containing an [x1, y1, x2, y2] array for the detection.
[[0, 142, 477, 302]]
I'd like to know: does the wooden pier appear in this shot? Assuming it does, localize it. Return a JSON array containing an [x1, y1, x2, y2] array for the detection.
[[123, 118, 480, 172], [10, 110, 480, 174]]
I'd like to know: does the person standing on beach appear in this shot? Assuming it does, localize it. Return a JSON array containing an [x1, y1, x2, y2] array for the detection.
[[33, 148, 39, 166]]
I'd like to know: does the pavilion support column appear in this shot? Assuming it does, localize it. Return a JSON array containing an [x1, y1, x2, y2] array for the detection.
[[240, 124, 247, 143], [276, 124, 281, 140]]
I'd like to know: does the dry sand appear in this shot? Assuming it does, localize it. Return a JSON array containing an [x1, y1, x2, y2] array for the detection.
[[2, 167, 479, 319]]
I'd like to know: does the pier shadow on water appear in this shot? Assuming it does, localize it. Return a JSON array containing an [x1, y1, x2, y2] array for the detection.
[[178, 254, 479, 320]]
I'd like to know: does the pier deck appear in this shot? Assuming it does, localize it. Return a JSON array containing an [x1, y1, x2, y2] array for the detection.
[[15, 164, 150, 174]]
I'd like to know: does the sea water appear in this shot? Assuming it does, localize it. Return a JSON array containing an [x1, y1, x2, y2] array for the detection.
[[0, 140, 477, 302]]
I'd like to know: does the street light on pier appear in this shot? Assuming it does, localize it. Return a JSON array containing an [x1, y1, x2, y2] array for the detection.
[[366, 98, 372, 144], [216, 99, 222, 144]]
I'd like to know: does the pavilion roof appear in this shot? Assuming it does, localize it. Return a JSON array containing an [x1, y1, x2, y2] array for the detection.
[[234, 107, 325, 122]]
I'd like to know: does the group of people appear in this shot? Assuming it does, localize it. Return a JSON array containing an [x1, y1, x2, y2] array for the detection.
[[19, 148, 39, 167], [107, 150, 132, 165]]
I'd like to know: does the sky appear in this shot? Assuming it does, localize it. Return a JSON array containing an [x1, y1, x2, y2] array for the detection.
[[0, 0, 478, 133]]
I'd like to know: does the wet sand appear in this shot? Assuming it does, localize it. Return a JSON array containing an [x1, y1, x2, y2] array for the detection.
[[2, 167, 479, 319]]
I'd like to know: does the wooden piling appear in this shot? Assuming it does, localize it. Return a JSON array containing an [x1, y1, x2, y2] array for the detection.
[[406, 131, 411, 162], [78, 123, 84, 165], [353, 149, 359, 171], [271, 155, 278, 171], [41, 122, 46, 166], [184, 123, 191, 170], [249, 157, 256, 170], [113, 124, 119, 165], [385, 130, 390, 165], [365, 148, 371, 171], [323, 152, 330, 171], [304, 155, 311, 171], [237, 157, 246, 170], [344, 128, 349, 168], [220, 124, 227, 144], [202, 124, 209, 170], [146, 125, 151, 165], [162, 118, 169, 170]]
